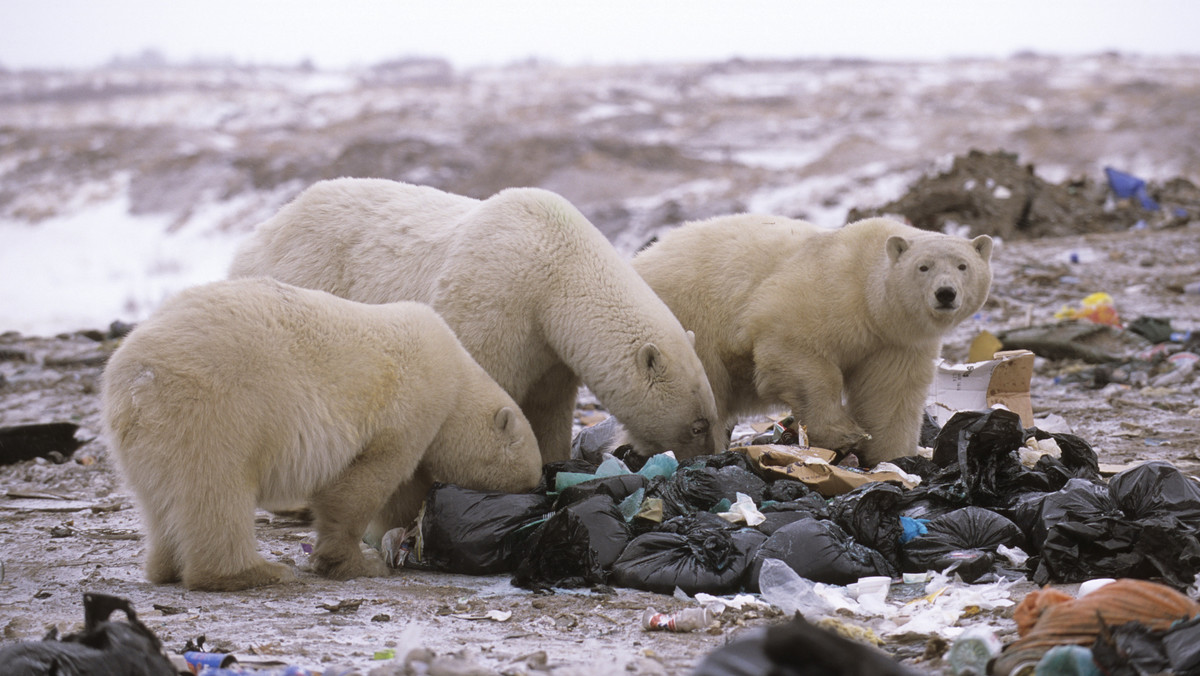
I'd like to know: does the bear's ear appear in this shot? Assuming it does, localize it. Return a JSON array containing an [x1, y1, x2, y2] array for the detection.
[[971, 234, 993, 262], [494, 406, 517, 434], [686, 330, 696, 347], [886, 235, 910, 263], [638, 342, 664, 375]]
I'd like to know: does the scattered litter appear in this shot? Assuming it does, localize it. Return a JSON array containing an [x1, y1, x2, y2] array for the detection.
[[924, 350, 1035, 428], [1054, 291, 1122, 327], [642, 606, 712, 632]]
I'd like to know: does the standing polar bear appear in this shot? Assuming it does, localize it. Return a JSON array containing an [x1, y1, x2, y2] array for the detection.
[[101, 278, 542, 591], [633, 215, 993, 465], [230, 179, 723, 462]]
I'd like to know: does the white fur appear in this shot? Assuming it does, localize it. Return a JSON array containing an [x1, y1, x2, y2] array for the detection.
[[101, 278, 542, 591], [633, 215, 993, 464], [230, 179, 723, 461]]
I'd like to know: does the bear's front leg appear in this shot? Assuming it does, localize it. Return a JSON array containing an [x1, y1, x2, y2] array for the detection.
[[753, 344, 869, 453], [309, 430, 425, 580], [845, 347, 936, 465]]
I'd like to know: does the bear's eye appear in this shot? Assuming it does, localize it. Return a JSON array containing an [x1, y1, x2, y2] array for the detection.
[[918, 265, 929, 272], [958, 263, 967, 271]]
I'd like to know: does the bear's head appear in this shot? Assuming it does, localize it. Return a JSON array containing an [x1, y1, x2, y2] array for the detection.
[[883, 231, 993, 337], [425, 379, 543, 494], [606, 335, 725, 460]]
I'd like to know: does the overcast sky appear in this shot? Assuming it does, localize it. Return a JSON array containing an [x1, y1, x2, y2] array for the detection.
[[3, 0, 1199, 70]]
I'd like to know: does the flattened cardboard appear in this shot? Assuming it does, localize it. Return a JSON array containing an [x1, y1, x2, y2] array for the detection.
[[925, 349, 1035, 428], [739, 445, 918, 498]]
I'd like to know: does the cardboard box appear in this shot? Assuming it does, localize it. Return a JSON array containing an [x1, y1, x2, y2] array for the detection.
[[925, 349, 1035, 428]]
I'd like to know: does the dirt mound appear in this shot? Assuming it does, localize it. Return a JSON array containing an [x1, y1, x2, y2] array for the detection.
[[848, 149, 1200, 239]]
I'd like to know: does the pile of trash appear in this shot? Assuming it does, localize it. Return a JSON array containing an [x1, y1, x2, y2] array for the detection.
[[847, 149, 1200, 239], [389, 408, 1200, 595]]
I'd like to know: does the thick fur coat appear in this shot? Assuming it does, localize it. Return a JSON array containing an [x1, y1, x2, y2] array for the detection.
[[230, 179, 723, 461], [101, 278, 541, 591], [633, 216, 993, 464]]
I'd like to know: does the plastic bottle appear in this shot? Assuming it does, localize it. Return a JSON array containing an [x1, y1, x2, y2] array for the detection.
[[946, 626, 1002, 676], [642, 606, 712, 632]]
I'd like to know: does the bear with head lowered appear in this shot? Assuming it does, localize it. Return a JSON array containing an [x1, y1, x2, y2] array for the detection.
[[229, 179, 724, 463], [101, 278, 542, 591], [632, 215, 993, 465]]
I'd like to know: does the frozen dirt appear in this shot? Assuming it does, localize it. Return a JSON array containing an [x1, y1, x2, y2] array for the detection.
[[1, 53, 1199, 674]]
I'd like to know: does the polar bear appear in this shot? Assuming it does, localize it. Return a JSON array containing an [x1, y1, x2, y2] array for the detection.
[[229, 179, 723, 462], [633, 216, 993, 465], [101, 278, 542, 591]]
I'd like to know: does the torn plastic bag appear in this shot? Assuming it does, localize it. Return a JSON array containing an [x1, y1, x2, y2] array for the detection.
[[902, 507, 1025, 583], [512, 495, 630, 590], [571, 415, 623, 463], [554, 473, 648, 510], [827, 482, 905, 570], [889, 454, 942, 483], [648, 464, 764, 520], [747, 517, 895, 589], [410, 484, 554, 574], [1028, 430, 1102, 482], [693, 613, 922, 676], [927, 409, 1086, 510], [0, 593, 177, 675], [610, 518, 765, 595]]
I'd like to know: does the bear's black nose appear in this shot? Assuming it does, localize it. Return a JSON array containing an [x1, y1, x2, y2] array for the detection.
[[935, 286, 957, 306]]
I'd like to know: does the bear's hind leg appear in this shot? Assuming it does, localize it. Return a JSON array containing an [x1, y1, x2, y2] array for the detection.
[[309, 429, 426, 580], [520, 364, 580, 464], [176, 486, 294, 591], [141, 507, 182, 584]]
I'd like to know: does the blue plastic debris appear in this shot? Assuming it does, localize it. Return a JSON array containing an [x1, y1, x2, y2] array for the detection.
[[1104, 167, 1160, 211]]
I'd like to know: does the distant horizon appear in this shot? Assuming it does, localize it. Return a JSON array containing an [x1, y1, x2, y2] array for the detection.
[[4, 0, 1199, 72]]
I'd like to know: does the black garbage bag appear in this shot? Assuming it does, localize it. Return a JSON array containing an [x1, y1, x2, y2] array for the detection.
[[570, 415, 624, 464], [1109, 460, 1200, 528], [1032, 478, 1144, 585], [1091, 621, 1171, 676], [930, 409, 1032, 507], [648, 464, 765, 520], [759, 494, 831, 535], [763, 479, 818, 503], [535, 458, 600, 494], [889, 454, 942, 483], [828, 482, 905, 570], [0, 593, 177, 676], [693, 613, 922, 676], [747, 518, 895, 588], [1164, 615, 1200, 675], [902, 507, 1025, 583], [512, 495, 630, 590], [554, 473, 648, 510], [1037, 431, 1101, 481], [684, 450, 762, 475], [1033, 467, 1200, 588], [412, 484, 554, 574], [919, 411, 942, 449], [610, 519, 765, 595]]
